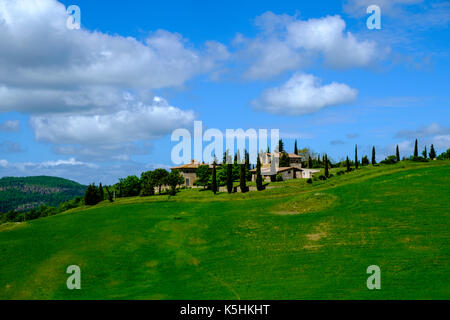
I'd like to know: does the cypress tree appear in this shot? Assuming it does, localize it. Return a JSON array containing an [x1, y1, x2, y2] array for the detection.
[[294, 140, 298, 155], [324, 154, 329, 177], [429, 144, 436, 159], [396, 145, 400, 162], [308, 155, 313, 168], [362, 155, 369, 166], [239, 163, 247, 193], [422, 146, 427, 159], [355, 144, 358, 169], [346, 156, 350, 172], [279, 152, 290, 167], [371, 146, 376, 165], [278, 139, 284, 153], [212, 160, 217, 194], [245, 149, 251, 181], [226, 163, 233, 193], [98, 182, 104, 201], [414, 139, 418, 157], [85, 184, 101, 205], [256, 156, 263, 191]]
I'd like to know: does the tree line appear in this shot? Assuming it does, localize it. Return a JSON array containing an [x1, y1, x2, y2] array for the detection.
[[84, 168, 186, 206], [2, 138, 448, 225]]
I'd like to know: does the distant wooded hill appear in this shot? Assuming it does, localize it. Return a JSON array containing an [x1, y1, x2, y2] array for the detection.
[[0, 176, 86, 213]]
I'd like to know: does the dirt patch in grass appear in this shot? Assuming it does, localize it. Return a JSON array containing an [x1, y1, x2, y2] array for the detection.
[[307, 232, 326, 241], [272, 193, 337, 215], [304, 222, 330, 250], [144, 260, 159, 268], [0, 222, 28, 232], [303, 244, 324, 251]]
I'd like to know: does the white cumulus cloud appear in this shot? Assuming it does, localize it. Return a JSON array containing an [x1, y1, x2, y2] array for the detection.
[[252, 73, 358, 115], [0, 0, 218, 161], [431, 135, 450, 150], [235, 12, 383, 79], [30, 96, 194, 145], [396, 123, 450, 138], [0, 120, 20, 132], [286, 15, 380, 69], [0, 0, 229, 114]]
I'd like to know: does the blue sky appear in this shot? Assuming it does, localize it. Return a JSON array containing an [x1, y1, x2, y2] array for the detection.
[[0, 0, 449, 184]]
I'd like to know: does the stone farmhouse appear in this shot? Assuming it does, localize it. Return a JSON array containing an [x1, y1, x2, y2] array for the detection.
[[171, 160, 214, 187], [171, 153, 320, 187], [249, 152, 320, 182]]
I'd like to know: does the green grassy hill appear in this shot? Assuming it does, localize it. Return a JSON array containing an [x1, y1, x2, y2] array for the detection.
[[0, 176, 86, 213], [0, 162, 449, 299]]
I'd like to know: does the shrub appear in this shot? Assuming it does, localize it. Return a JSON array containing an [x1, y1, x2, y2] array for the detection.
[[380, 155, 398, 165], [152, 168, 169, 194], [166, 170, 185, 196], [120, 175, 141, 197], [59, 197, 82, 211], [411, 156, 429, 162], [84, 184, 102, 205], [437, 149, 450, 160], [140, 171, 155, 197], [319, 175, 327, 180], [362, 155, 369, 166], [276, 174, 283, 182], [6, 210, 18, 221], [306, 178, 313, 184], [196, 165, 211, 189], [337, 170, 345, 176]]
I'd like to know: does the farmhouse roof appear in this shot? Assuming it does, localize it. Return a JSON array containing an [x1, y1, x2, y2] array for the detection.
[[267, 152, 302, 159], [171, 160, 214, 170]]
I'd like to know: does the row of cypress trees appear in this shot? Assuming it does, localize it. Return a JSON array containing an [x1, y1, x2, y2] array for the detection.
[[349, 138, 433, 171], [209, 151, 264, 195], [219, 160, 253, 194], [413, 139, 437, 159], [212, 138, 436, 193]]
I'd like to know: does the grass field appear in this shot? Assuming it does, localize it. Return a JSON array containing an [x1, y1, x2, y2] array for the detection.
[[0, 161, 449, 299]]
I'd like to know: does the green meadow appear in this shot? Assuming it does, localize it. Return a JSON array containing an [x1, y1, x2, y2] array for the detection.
[[0, 161, 449, 299]]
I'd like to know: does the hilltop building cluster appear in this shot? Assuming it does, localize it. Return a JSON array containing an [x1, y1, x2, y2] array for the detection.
[[171, 152, 320, 187]]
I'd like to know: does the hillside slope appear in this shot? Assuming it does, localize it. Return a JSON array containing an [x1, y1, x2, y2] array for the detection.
[[0, 162, 448, 299], [0, 176, 86, 213]]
